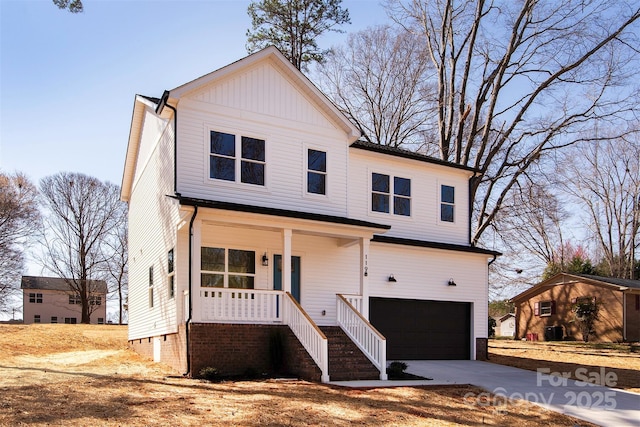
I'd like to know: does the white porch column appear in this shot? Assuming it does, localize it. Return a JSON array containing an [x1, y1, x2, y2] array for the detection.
[[191, 218, 202, 322], [282, 229, 293, 294], [360, 237, 370, 319]]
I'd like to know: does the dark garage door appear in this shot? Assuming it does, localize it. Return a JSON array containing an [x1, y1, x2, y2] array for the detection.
[[370, 297, 471, 360]]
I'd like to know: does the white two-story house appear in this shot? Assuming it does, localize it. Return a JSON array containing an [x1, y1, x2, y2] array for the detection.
[[121, 46, 499, 382]]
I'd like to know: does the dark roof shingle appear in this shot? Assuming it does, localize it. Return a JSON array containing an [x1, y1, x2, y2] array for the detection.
[[21, 276, 108, 293]]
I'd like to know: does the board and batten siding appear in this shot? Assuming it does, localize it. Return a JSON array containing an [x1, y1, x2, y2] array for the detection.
[[368, 242, 490, 340], [128, 111, 181, 341], [348, 149, 471, 245], [174, 59, 350, 217]]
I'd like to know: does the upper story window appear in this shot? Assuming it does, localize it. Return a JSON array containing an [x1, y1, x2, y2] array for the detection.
[[307, 149, 326, 195], [29, 293, 43, 303], [440, 185, 455, 222], [372, 173, 411, 216], [209, 131, 265, 186], [201, 247, 255, 289], [69, 294, 81, 305], [90, 296, 102, 306]]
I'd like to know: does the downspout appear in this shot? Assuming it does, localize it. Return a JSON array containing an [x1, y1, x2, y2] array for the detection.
[[155, 90, 179, 196], [184, 205, 198, 376]]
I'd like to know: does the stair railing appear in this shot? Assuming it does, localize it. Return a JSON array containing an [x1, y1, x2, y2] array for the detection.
[[336, 294, 387, 380], [283, 292, 330, 382]]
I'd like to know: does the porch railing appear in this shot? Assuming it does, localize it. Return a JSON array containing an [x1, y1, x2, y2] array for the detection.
[[341, 294, 363, 313], [336, 294, 387, 380], [284, 292, 330, 383], [199, 288, 283, 323]]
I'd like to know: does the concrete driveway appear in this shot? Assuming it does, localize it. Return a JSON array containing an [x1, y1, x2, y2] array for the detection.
[[331, 360, 639, 426]]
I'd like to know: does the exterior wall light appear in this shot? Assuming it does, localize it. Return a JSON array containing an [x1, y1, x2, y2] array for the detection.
[[448, 278, 457, 286], [262, 253, 269, 267], [388, 274, 397, 282]]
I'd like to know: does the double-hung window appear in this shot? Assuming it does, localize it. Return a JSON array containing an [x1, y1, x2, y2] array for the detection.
[[201, 247, 255, 289], [69, 294, 81, 305], [29, 293, 43, 303], [371, 173, 411, 216], [440, 185, 455, 222], [307, 149, 326, 195], [149, 266, 154, 308], [168, 248, 175, 299], [210, 131, 265, 186]]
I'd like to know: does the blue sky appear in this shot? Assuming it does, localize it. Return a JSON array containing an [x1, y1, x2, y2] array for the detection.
[[0, 0, 389, 187]]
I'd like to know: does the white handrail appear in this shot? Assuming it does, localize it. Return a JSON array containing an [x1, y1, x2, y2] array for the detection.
[[283, 293, 329, 383], [341, 294, 363, 313], [199, 288, 283, 323], [336, 294, 387, 380]]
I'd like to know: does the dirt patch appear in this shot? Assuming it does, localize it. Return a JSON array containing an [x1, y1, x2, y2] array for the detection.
[[0, 325, 598, 426], [489, 339, 640, 393]]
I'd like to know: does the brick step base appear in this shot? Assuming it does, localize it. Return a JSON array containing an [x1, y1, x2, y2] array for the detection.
[[321, 326, 380, 381]]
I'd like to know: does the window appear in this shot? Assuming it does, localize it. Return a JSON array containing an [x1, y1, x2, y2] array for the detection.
[[64, 317, 77, 324], [307, 149, 326, 195], [168, 248, 175, 299], [440, 185, 455, 222], [372, 173, 411, 216], [201, 247, 255, 289], [210, 131, 265, 186], [51, 316, 57, 324], [393, 177, 411, 216], [149, 265, 154, 308], [90, 296, 102, 306], [69, 294, 81, 305], [29, 293, 43, 304], [535, 300, 555, 317], [97, 318, 104, 325], [34, 315, 41, 323]]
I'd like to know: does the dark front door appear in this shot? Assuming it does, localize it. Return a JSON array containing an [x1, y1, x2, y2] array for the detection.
[[273, 255, 301, 303], [369, 297, 471, 360]]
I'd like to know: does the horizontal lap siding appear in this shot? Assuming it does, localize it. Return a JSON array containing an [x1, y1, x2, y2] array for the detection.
[[176, 61, 349, 217], [128, 113, 180, 341], [196, 223, 360, 326], [368, 243, 489, 339], [292, 234, 360, 326], [348, 149, 470, 245]]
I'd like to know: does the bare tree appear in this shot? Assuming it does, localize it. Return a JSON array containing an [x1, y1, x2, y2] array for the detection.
[[38, 172, 122, 323], [316, 25, 436, 148], [246, 0, 350, 70], [559, 135, 640, 279], [0, 172, 40, 313], [378, 0, 640, 244], [103, 203, 128, 324], [52, 0, 83, 13]]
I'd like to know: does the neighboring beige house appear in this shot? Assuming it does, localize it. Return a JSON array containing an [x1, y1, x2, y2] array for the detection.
[[21, 276, 108, 325], [121, 46, 500, 382], [512, 273, 640, 343]]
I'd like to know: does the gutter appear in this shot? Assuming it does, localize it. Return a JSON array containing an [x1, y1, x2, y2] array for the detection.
[[183, 206, 198, 377], [156, 90, 179, 196], [469, 171, 479, 246]]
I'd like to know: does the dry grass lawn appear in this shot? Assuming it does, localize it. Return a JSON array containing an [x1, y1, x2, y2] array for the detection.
[[0, 324, 600, 427], [489, 339, 640, 394]]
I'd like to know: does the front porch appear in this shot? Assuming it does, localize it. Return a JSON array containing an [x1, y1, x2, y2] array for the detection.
[[187, 288, 387, 382]]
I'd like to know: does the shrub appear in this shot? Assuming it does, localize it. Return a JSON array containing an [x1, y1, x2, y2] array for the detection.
[[199, 366, 220, 382], [386, 361, 408, 378]]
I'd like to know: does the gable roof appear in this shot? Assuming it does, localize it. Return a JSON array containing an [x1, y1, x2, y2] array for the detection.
[[511, 272, 640, 303], [350, 141, 477, 173], [121, 46, 361, 202], [21, 276, 108, 294]]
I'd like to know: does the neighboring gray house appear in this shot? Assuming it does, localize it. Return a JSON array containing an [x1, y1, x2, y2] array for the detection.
[[121, 46, 500, 382], [21, 276, 108, 325]]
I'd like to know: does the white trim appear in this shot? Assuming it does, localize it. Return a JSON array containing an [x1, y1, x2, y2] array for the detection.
[[302, 142, 330, 200], [436, 180, 457, 226], [367, 168, 414, 220]]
